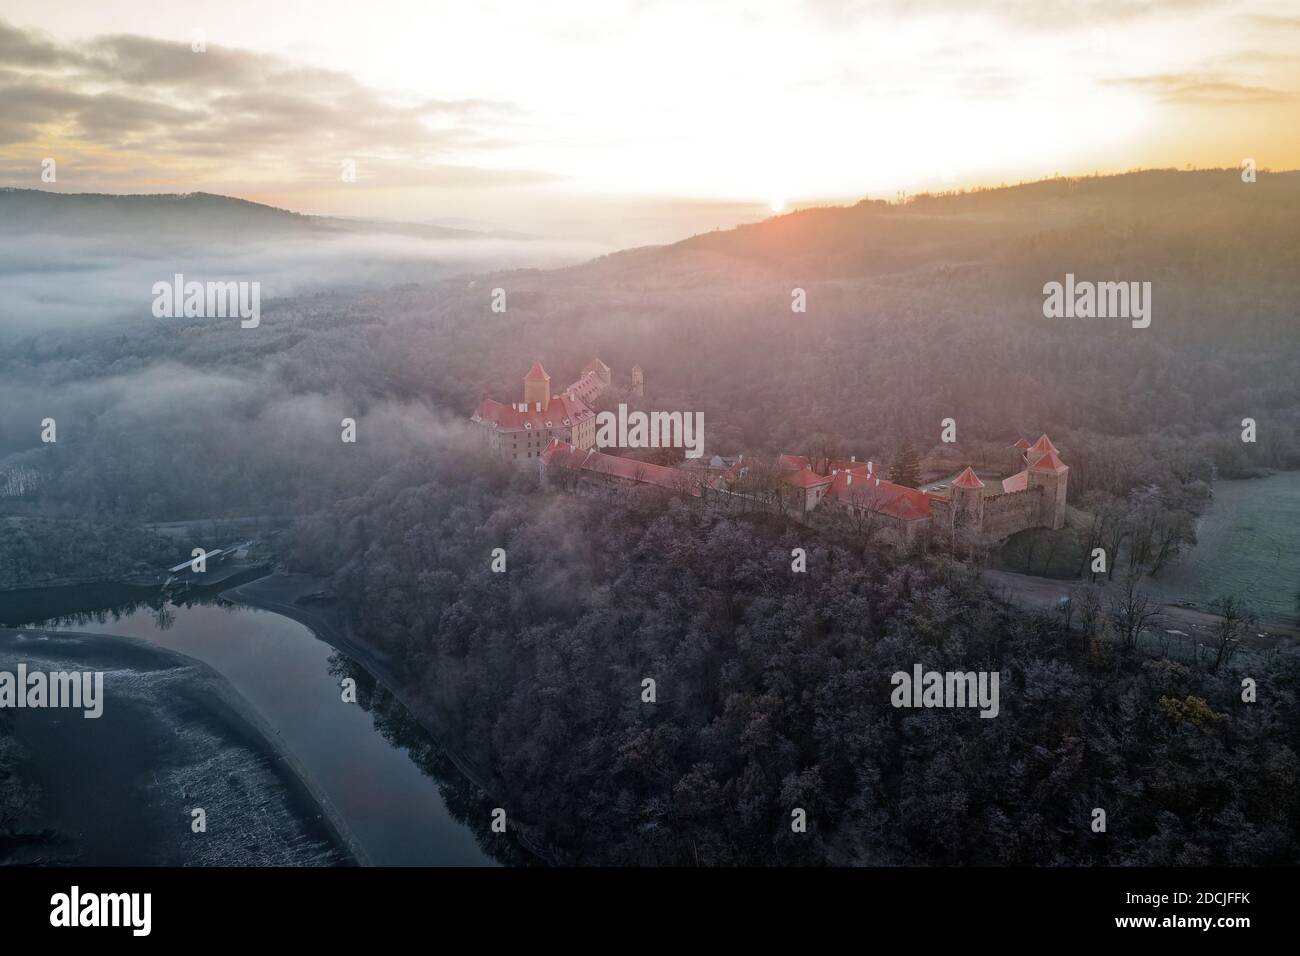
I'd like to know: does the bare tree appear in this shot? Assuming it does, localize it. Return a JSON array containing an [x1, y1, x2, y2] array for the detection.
[[1107, 573, 1161, 652], [1071, 582, 1102, 644], [1206, 595, 1255, 673], [1148, 509, 1193, 576], [1101, 510, 1129, 581]]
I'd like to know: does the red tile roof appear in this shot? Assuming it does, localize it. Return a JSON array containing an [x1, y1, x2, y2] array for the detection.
[[1001, 470, 1029, 493], [828, 458, 874, 475], [827, 471, 932, 521], [541, 440, 700, 496], [714, 458, 751, 485], [1012, 438, 1031, 450], [472, 393, 593, 432], [525, 361, 550, 381], [951, 466, 985, 490], [783, 467, 834, 489], [1029, 449, 1068, 474], [581, 357, 609, 375], [779, 454, 875, 477], [1028, 434, 1058, 456]]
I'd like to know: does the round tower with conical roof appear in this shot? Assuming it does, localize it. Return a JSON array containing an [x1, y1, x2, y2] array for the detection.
[[950, 466, 985, 529]]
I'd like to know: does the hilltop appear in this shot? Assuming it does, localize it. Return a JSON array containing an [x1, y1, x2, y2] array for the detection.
[[0, 188, 533, 241], [581, 168, 1300, 284]]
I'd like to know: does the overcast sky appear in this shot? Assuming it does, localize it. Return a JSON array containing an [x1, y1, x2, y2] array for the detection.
[[2, 1, 1297, 239]]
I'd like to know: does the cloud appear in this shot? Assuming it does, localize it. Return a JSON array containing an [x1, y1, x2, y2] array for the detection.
[[0, 18, 551, 193], [0, 229, 604, 331], [0, 357, 480, 507], [1246, 14, 1300, 30], [0, 19, 73, 68], [1104, 73, 1296, 104], [802, 0, 1217, 30]]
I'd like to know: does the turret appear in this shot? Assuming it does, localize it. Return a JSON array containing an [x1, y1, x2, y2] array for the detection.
[[523, 361, 550, 412], [582, 357, 612, 388], [950, 466, 985, 529], [1027, 449, 1068, 529], [1025, 433, 1058, 468]]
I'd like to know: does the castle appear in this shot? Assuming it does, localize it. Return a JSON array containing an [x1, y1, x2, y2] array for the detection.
[[744, 434, 1069, 543], [469, 358, 643, 463], [539, 431, 1068, 545], [473, 362, 1068, 545]]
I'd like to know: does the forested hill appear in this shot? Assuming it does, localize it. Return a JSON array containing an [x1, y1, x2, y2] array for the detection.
[[0, 188, 511, 240], [1, 170, 1296, 527], [403, 169, 1299, 474], [587, 168, 1300, 285]]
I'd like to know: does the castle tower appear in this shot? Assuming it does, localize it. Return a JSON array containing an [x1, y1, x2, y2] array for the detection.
[[950, 466, 985, 530], [630, 364, 644, 397], [1025, 433, 1058, 468], [582, 357, 612, 388], [1027, 448, 1068, 529], [523, 361, 550, 412]]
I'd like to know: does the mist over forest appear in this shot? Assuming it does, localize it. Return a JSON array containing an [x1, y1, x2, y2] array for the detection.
[[3, 169, 1296, 518], [0, 189, 604, 330], [2, 170, 1298, 865]]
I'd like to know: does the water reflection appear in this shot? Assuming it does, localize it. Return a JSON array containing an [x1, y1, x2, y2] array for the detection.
[[0, 579, 533, 866]]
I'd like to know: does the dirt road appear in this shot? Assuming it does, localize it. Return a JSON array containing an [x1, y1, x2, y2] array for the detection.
[[982, 568, 1298, 649]]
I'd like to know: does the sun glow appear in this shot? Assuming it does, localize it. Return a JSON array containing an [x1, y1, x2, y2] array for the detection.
[[3, 0, 1297, 231]]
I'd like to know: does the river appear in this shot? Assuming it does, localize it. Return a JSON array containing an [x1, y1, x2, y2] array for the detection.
[[0, 584, 499, 867]]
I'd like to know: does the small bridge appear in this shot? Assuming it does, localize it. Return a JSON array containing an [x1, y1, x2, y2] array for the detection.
[[163, 541, 255, 588]]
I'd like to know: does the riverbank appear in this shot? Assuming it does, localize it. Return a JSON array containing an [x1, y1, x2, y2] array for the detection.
[[0, 627, 362, 866], [220, 573, 554, 865]]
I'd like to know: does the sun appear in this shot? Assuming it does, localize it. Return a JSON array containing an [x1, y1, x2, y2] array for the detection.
[[769, 195, 786, 213]]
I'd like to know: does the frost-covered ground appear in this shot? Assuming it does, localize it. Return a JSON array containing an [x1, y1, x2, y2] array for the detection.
[[0, 628, 355, 866]]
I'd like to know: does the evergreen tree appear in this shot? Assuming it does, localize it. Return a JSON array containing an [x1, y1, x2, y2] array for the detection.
[[888, 438, 921, 488]]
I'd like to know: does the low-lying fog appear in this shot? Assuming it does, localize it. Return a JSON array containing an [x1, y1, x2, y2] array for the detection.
[[0, 230, 607, 330]]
